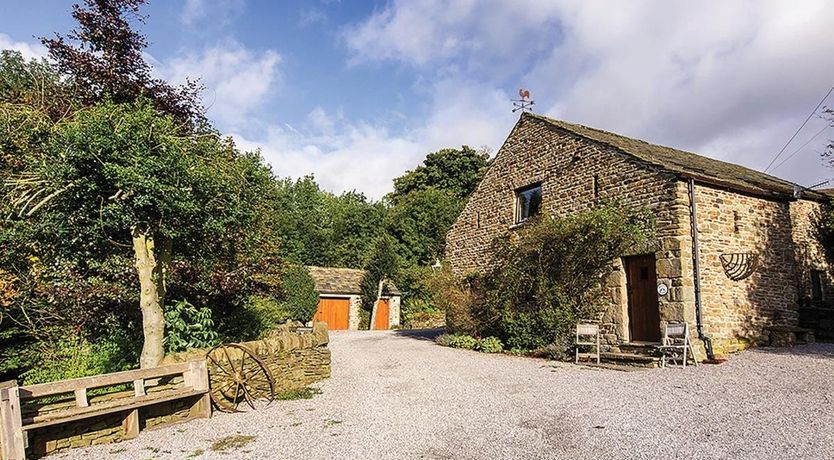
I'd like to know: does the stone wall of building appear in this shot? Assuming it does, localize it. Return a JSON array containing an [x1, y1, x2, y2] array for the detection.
[[448, 115, 680, 276], [445, 114, 833, 357], [385, 296, 401, 328], [790, 199, 834, 303], [348, 295, 362, 330], [688, 184, 803, 355], [23, 323, 330, 458], [446, 115, 692, 346]]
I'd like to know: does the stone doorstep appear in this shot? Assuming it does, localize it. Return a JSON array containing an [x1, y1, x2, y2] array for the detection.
[[615, 342, 662, 357], [598, 352, 660, 368]]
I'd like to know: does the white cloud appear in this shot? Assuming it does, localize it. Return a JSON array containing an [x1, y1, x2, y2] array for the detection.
[[228, 76, 518, 200], [158, 42, 282, 128], [180, 0, 207, 26], [232, 114, 425, 199], [342, 0, 834, 188], [0, 33, 48, 60], [180, 0, 243, 27]]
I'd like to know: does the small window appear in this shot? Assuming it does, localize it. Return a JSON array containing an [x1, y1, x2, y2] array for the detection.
[[811, 270, 823, 301], [515, 183, 542, 223], [639, 267, 649, 280]]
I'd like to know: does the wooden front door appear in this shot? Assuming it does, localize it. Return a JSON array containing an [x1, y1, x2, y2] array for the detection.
[[625, 254, 661, 342], [314, 298, 350, 330], [373, 299, 390, 330]]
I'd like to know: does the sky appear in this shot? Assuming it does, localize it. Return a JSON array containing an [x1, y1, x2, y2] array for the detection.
[[1, 0, 833, 199]]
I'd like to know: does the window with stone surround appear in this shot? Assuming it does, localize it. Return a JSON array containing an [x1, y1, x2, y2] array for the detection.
[[515, 183, 542, 224]]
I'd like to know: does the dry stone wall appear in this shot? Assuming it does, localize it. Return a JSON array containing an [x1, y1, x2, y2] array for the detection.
[[164, 321, 331, 394]]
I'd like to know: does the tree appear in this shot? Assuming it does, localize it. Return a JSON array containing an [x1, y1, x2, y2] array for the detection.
[[390, 146, 490, 202], [0, 51, 75, 120], [325, 191, 385, 268], [4, 100, 274, 367], [384, 187, 462, 265], [360, 235, 399, 329], [40, 0, 205, 129]]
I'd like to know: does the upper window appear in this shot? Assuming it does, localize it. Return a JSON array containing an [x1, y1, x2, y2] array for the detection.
[[515, 183, 542, 223], [811, 270, 823, 301]]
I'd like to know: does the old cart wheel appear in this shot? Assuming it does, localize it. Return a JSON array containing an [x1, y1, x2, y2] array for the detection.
[[206, 343, 275, 412]]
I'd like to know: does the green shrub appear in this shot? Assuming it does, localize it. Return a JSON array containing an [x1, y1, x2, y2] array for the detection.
[[435, 333, 478, 350], [165, 299, 220, 353], [226, 264, 320, 340], [446, 203, 654, 353], [533, 337, 573, 361], [19, 326, 135, 385], [277, 264, 320, 323], [476, 336, 503, 353], [446, 333, 477, 350], [435, 333, 454, 347]]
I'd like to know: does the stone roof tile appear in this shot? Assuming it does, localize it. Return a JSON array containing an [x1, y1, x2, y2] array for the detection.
[[306, 266, 401, 296], [526, 112, 826, 202]]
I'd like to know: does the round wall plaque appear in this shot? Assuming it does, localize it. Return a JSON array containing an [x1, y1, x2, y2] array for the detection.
[[657, 283, 669, 296]]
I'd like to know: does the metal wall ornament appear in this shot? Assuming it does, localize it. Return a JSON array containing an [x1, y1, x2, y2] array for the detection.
[[719, 252, 759, 281]]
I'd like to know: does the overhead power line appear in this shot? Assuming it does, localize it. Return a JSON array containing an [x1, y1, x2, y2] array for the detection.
[[769, 121, 833, 173], [763, 85, 834, 173]]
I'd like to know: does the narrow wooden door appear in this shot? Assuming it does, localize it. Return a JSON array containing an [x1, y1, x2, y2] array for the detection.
[[313, 298, 350, 330], [625, 254, 661, 342], [374, 299, 390, 330]]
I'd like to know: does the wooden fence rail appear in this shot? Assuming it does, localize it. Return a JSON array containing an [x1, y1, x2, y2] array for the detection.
[[0, 360, 210, 460]]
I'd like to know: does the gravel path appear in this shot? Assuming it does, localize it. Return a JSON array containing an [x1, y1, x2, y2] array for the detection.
[[56, 331, 834, 460]]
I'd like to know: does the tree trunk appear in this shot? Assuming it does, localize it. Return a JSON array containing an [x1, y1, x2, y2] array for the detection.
[[368, 278, 384, 330], [132, 227, 165, 369]]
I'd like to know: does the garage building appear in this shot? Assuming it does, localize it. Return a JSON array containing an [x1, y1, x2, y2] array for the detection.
[[307, 266, 401, 331]]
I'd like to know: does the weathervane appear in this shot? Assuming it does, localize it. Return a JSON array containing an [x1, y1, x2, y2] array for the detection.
[[512, 88, 535, 113]]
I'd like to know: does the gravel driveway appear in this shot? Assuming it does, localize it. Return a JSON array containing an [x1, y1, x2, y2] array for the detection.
[[57, 330, 834, 460]]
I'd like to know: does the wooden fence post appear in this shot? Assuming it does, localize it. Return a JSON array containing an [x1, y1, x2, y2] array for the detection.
[[0, 381, 25, 460]]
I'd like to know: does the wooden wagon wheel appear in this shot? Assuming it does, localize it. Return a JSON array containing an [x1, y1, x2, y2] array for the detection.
[[206, 343, 275, 413]]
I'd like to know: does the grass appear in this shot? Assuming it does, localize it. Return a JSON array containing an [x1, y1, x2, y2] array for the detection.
[[210, 435, 257, 452], [186, 448, 205, 458], [324, 419, 343, 427], [275, 387, 322, 400]]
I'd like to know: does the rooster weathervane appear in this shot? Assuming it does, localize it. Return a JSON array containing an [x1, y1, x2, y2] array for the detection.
[[512, 88, 535, 113]]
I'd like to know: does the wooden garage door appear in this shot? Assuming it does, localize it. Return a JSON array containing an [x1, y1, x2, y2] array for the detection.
[[373, 299, 390, 330], [314, 298, 350, 330]]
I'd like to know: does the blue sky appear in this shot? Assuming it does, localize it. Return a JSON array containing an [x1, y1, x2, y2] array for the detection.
[[2, 0, 833, 198]]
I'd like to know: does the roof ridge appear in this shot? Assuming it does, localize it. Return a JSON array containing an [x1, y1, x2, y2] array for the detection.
[[523, 112, 823, 201]]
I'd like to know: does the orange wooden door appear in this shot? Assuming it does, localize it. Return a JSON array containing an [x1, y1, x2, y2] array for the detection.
[[373, 299, 390, 330], [314, 298, 350, 330]]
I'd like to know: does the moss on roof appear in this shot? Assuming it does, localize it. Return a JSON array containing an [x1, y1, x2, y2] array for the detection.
[[306, 266, 400, 296], [525, 112, 825, 202]]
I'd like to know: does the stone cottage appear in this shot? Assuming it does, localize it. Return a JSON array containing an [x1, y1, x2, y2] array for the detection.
[[307, 266, 401, 331], [446, 112, 831, 359]]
